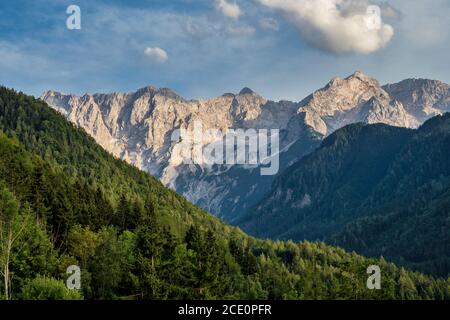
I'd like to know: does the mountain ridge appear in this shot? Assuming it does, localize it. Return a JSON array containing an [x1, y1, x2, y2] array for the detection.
[[41, 72, 450, 221]]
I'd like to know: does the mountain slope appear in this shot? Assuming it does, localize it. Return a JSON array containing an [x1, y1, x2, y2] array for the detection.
[[239, 115, 450, 277], [41, 72, 450, 222], [1, 86, 449, 299]]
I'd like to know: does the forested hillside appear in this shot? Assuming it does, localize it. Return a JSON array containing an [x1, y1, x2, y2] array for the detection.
[[239, 118, 450, 277], [0, 86, 449, 300]]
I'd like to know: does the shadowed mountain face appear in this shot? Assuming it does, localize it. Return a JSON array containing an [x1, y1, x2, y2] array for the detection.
[[239, 115, 450, 277], [41, 72, 450, 222]]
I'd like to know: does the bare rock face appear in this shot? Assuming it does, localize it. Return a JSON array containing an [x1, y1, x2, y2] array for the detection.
[[293, 71, 442, 136], [383, 79, 450, 123], [41, 72, 450, 220]]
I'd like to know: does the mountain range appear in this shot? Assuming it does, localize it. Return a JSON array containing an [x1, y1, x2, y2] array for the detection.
[[41, 72, 450, 223], [3, 86, 448, 299]]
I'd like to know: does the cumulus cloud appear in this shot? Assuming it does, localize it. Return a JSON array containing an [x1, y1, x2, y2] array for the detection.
[[144, 47, 169, 63], [257, 0, 395, 54], [216, 0, 242, 19]]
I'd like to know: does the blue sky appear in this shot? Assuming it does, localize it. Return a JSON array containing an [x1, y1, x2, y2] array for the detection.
[[0, 0, 449, 101]]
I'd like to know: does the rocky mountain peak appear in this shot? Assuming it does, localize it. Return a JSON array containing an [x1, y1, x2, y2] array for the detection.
[[293, 72, 450, 136], [40, 90, 74, 116], [346, 70, 375, 82], [383, 78, 450, 98], [156, 87, 185, 101], [383, 78, 450, 123], [134, 85, 158, 96], [239, 87, 256, 95], [133, 86, 185, 101], [41, 90, 64, 99], [326, 71, 378, 88], [297, 72, 385, 135]]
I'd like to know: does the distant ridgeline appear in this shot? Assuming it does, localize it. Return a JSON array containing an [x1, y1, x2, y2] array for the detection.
[[240, 115, 450, 278], [0, 86, 449, 300]]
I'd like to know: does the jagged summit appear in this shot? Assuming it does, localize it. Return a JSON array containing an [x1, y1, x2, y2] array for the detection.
[[386, 77, 448, 86], [324, 71, 379, 91], [41, 90, 67, 99], [383, 78, 450, 96], [157, 87, 185, 100], [346, 70, 374, 81], [383, 78, 450, 123], [134, 85, 158, 95], [221, 87, 258, 98], [133, 86, 185, 101], [239, 87, 255, 95], [294, 71, 450, 135]]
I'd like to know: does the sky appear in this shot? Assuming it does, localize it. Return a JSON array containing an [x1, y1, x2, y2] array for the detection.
[[0, 0, 449, 101]]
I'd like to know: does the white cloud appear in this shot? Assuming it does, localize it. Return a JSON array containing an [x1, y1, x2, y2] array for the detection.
[[144, 47, 169, 63], [257, 0, 395, 54], [216, 0, 242, 19], [259, 18, 280, 31]]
